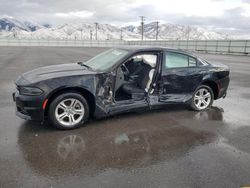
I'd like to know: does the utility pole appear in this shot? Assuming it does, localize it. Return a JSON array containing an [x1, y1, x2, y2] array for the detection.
[[140, 16, 145, 40], [80, 29, 83, 40], [187, 26, 190, 41], [90, 30, 93, 40], [156, 21, 159, 40], [120, 29, 123, 40], [94, 22, 98, 40], [13, 28, 16, 38]]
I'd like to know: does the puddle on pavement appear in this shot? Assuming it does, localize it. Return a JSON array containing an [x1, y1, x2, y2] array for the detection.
[[17, 108, 218, 177]]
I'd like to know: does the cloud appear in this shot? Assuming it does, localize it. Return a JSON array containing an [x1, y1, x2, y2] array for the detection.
[[128, 5, 250, 35], [175, 7, 250, 35], [243, 0, 250, 3], [55, 11, 95, 18], [0, 0, 249, 36]]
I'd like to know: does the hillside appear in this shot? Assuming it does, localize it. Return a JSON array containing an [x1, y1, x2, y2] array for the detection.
[[0, 17, 227, 40]]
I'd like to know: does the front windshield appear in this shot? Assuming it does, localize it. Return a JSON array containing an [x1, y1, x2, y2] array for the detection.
[[84, 49, 129, 71]]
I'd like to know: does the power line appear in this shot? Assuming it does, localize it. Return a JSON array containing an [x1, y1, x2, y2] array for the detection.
[[139, 16, 145, 40]]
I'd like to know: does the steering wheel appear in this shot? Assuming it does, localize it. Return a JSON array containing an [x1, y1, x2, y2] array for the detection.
[[121, 64, 130, 79]]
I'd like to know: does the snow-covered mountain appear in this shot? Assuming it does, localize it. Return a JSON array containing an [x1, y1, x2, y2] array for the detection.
[[123, 22, 226, 40], [0, 16, 45, 32], [0, 17, 228, 40]]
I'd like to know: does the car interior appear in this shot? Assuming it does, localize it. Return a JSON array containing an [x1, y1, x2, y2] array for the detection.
[[114, 53, 157, 101]]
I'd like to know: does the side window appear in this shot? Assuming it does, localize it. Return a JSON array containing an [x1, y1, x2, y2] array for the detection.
[[165, 52, 189, 68], [188, 57, 197, 67]]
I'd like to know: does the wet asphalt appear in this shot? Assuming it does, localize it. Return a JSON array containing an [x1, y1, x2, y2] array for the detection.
[[0, 47, 250, 188]]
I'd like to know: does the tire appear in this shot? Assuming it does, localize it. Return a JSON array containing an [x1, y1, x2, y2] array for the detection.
[[49, 92, 89, 130], [190, 85, 214, 111]]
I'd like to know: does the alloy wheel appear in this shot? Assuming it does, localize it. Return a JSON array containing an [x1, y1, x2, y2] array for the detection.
[[193, 88, 211, 110], [55, 98, 85, 127]]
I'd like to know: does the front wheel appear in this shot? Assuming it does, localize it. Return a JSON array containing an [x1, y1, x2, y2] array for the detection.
[[49, 92, 89, 130], [190, 85, 214, 111]]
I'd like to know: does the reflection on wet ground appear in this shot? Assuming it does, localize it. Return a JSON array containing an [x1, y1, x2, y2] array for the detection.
[[1, 47, 250, 188], [18, 107, 221, 176]]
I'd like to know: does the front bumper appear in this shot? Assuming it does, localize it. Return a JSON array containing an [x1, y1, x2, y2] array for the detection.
[[13, 91, 44, 121]]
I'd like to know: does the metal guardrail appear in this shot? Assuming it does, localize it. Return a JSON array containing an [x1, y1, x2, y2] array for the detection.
[[0, 38, 249, 54]]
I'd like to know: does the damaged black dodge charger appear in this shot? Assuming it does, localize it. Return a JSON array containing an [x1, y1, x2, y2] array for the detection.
[[13, 48, 230, 129]]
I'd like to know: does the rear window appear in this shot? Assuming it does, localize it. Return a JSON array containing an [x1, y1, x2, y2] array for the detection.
[[165, 52, 189, 68], [164, 52, 198, 69]]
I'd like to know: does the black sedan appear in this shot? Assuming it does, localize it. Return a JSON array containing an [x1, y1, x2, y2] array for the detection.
[[13, 47, 230, 129]]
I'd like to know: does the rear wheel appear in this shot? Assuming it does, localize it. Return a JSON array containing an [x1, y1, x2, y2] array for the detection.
[[49, 92, 89, 130], [190, 85, 214, 111]]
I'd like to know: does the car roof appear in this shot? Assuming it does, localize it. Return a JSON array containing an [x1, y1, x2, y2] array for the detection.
[[117, 46, 197, 58]]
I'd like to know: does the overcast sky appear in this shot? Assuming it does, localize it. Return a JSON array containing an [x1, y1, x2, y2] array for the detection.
[[0, 0, 250, 35]]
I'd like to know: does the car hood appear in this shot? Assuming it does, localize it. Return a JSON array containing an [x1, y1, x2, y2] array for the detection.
[[16, 63, 96, 85]]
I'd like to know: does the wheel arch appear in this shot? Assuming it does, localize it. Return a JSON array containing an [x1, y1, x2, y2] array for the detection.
[[201, 80, 219, 99], [44, 87, 96, 118]]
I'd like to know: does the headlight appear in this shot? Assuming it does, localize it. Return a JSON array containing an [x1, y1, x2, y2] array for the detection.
[[19, 86, 43, 96]]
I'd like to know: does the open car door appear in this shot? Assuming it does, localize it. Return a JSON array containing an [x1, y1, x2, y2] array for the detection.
[[109, 51, 160, 115]]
